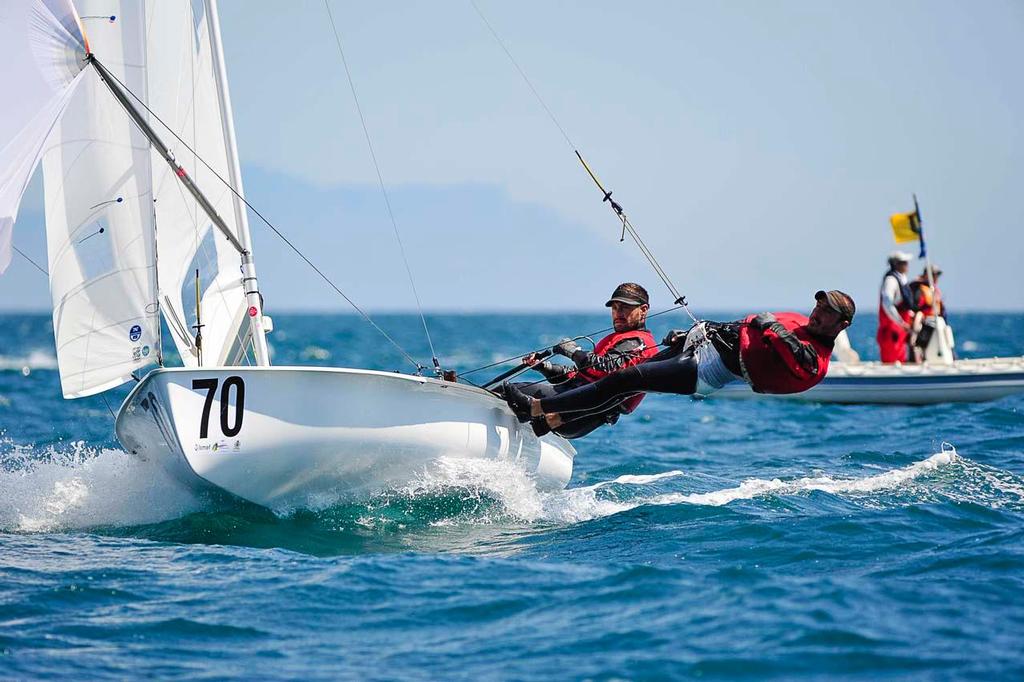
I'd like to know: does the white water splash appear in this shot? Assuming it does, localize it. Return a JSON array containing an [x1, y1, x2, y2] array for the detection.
[[389, 447, 1024, 526], [0, 442, 208, 533], [659, 451, 958, 508], [4, 442, 1020, 533]]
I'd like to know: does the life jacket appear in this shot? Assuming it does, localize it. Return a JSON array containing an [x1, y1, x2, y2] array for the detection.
[[738, 312, 833, 395], [910, 280, 942, 317], [574, 328, 658, 413], [878, 270, 915, 326]]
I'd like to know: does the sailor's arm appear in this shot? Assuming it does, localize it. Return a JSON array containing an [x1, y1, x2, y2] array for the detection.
[[523, 352, 573, 383], [752, 314, 819, 380], [570, 337, 645, 374], [536, 361, 572, 383]]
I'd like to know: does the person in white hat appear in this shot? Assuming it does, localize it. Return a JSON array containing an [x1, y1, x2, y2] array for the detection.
[[877, 251, 916, 363]]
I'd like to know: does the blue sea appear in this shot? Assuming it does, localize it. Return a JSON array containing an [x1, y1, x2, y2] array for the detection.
[[2, 311, 1023, 679]]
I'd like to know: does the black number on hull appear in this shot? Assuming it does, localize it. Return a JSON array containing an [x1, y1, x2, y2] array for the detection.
[[220, 376, 245, 437], [192, 378, 219, 438], [192, 376, 245, 438]]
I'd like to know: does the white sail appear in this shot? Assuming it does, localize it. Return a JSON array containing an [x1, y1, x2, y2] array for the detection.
[[144, 0, 254, 367], [40, 2, 161, 398], [0, 0, 88, 273]]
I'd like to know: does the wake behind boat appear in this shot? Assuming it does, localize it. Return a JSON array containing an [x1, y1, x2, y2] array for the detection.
[[0, 0, 573, 508]]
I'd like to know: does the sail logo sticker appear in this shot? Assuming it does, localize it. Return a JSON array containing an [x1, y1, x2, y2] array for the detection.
[[129, 324, 142, 342], [142, 345, 150, 358]]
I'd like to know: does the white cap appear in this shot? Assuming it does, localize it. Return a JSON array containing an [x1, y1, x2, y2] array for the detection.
[[888, 250, 913, 263]]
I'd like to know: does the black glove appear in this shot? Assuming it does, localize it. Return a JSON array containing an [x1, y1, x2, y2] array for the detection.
[[750, 313, 777, 331], [552, 338, 581, 357], [662, 329, 687, 347]]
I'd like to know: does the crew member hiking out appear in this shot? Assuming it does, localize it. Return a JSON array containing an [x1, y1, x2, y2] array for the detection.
[[877, 251, 916, 363], [503, 290, 855, 421], [503, 283, 659, 438]]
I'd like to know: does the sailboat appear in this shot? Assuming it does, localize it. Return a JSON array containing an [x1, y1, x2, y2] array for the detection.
[[0, 0, 575, 508]]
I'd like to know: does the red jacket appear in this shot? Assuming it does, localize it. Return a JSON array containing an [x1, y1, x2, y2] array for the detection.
[[574, 328, 658, 412], [738, 313, 833, 394]]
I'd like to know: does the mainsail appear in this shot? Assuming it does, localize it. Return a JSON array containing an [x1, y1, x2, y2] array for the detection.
[[144, 0, 258, 367]]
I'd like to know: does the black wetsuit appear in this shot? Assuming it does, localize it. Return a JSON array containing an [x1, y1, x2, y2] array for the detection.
[[514, 334, 648, 439], [536, 323, 743, 416]]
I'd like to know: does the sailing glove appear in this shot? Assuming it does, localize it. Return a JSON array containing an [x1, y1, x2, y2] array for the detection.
[[553, 338, 581, 357], [662, 329, 687, 347]]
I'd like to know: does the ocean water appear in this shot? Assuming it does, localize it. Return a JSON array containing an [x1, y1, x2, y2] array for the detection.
[[2, 311, 1023, 680]]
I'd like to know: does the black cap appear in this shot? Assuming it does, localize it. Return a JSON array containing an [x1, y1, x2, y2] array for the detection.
[[605, 282, 649, 307], [815, 289, 856, 322]]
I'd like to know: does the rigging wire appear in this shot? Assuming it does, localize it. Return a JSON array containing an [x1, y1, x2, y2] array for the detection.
[[12, 246, 49, 276], [459, 304, 684, 377], [92, 57, 428, 374], [323, 0, 441, 375], [468, 0, 698, 324]]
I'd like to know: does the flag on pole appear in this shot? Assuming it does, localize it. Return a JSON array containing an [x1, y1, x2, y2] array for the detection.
[[889, 211, 920, 243], [889, 195, 927, 258]]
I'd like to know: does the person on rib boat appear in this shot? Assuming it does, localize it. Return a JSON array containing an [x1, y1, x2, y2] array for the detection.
[[877, 251, 917, 363], [504, 290, 855, 422], [909, 265, 948, 362], [505, 282, 659, 438]]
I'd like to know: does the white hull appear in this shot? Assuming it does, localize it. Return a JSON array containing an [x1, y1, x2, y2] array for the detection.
[[715, 356, 1024, 405], [115, 367, 575, 508]]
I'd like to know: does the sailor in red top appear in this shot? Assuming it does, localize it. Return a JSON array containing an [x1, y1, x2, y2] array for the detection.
[[506, 282, 658, 438], [877, 251, 916, 363], [504, 290, 855, 421]]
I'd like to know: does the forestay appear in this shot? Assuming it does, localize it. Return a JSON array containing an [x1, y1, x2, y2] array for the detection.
[[144, 0, 254, 367], [0, 0, 87, 274], [40, 1, 162, 398]]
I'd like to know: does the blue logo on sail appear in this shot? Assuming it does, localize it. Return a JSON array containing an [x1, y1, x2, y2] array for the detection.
[[129, 324, 142, 342]]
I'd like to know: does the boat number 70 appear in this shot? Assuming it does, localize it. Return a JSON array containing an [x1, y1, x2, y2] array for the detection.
[[192, 377, 245, 439]]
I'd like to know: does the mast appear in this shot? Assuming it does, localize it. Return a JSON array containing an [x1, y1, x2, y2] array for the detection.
[[89, 51, 270, 366], [89, 54, 244, 252], [205, 0, 270, 366]]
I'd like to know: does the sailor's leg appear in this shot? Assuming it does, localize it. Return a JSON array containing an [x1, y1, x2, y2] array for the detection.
[[552, 412, 610, 439], [536, 346, 698, 416], [509, 381, 561, 401]]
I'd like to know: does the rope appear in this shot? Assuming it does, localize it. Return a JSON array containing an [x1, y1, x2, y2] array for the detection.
[[469, 1, 698, 324], [92, 57, 427, 374], [469, 0, 576, 150], [459, 304, 683, 377], [100, 393, 117, 422], [12, 246, 49, 276], [323, 0, 441, 375]]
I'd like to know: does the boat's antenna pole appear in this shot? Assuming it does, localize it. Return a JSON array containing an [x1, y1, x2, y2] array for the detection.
[[914, 195, 951, 363], [194, 269, 204, 367]]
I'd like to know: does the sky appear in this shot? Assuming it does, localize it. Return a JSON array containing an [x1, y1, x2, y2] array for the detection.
[[2, 0, 1023, 313]]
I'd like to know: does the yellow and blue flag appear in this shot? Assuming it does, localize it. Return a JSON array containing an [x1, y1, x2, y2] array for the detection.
[[889, 197, 927, 258]]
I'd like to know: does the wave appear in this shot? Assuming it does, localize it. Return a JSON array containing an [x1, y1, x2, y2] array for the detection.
[[0, 441, 209, 533], [357, 446, 1024, 527], [2, 442, 1021, 538], [0, 350, 58, 372]]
